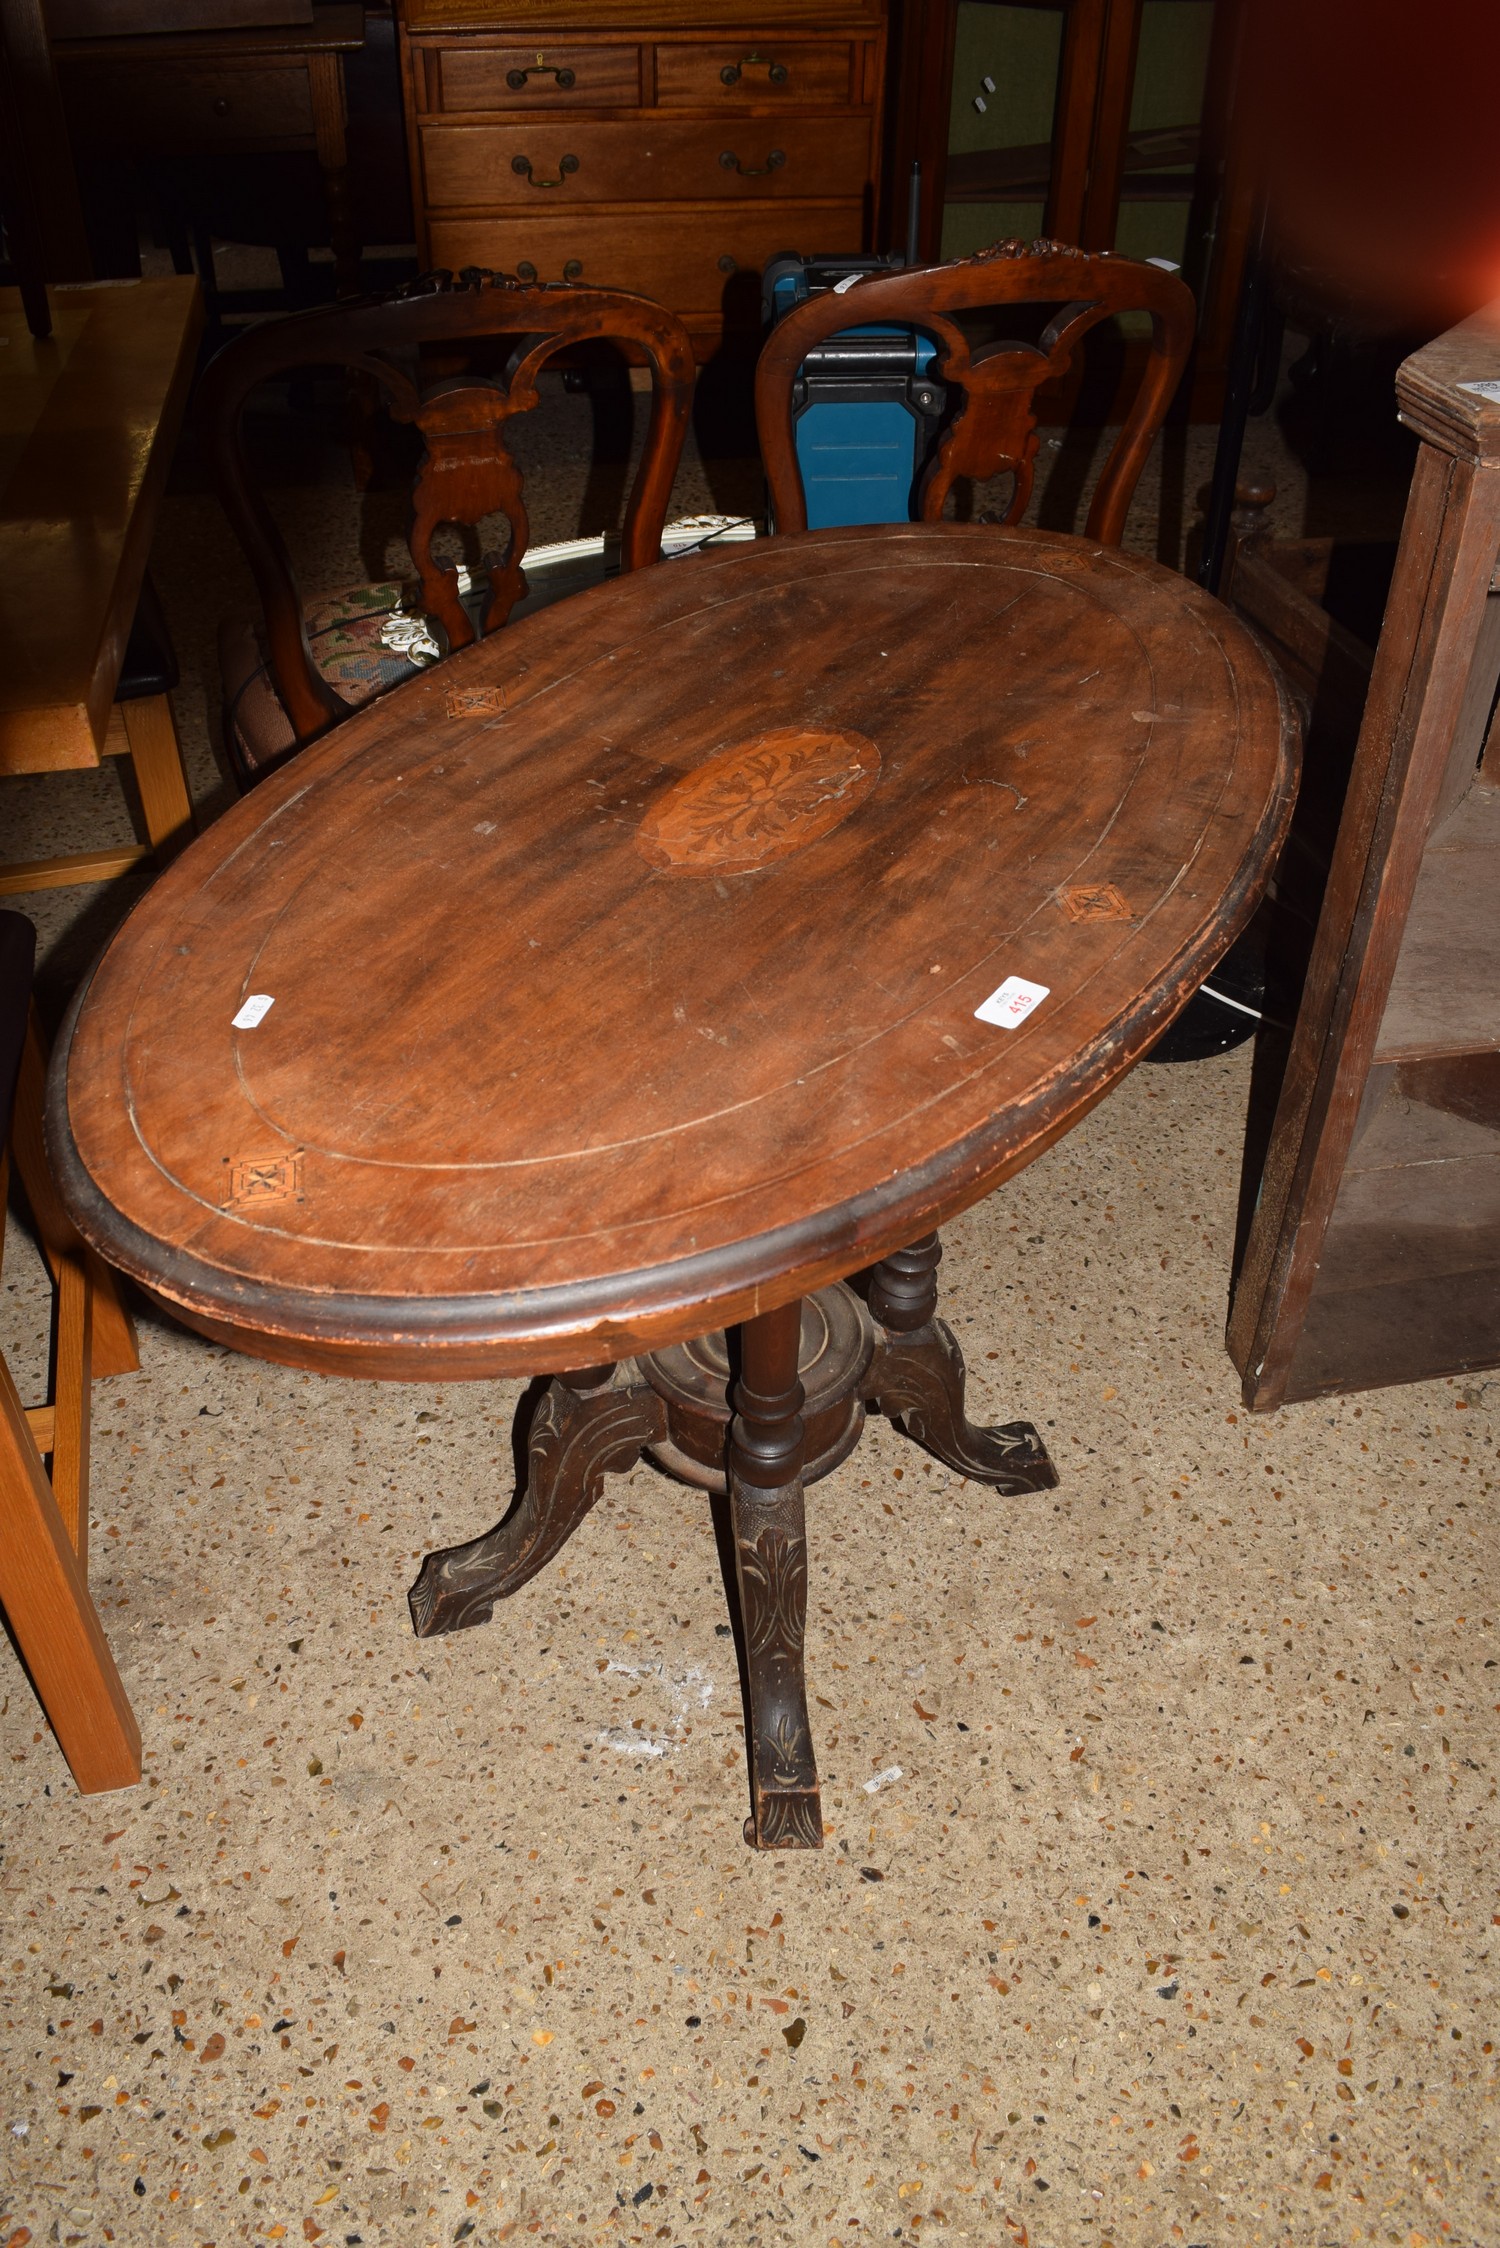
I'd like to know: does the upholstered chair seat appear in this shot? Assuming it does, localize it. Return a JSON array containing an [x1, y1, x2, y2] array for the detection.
[[218, 582, 438, 781]]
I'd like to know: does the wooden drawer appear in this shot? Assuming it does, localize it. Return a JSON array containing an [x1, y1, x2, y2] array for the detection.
[[57, 59, 314, 152], [421, 114, 869, 206], [433, 42, 640, 109], [427, 202, 864, 310], [653, 39, 854, 107]]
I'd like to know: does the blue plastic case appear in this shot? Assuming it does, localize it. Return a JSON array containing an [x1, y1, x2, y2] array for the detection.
[[762, 253, 945, 529]]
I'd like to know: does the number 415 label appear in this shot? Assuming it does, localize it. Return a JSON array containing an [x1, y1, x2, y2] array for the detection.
[[974, 974, 1050, 1028]]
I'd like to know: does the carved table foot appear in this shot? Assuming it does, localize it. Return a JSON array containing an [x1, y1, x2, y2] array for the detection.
[[727, 1300, 823, 1850], [407, 1232, 1051, 1847], [409, 1366, 665, 1638], [862, 1235, 1058, 1493]]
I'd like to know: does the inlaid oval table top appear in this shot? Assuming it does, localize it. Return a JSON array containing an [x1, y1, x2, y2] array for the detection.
[[50, 522, 1297, 1381]]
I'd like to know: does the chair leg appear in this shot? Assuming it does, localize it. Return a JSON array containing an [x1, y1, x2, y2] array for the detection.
[[120, 693, 195, 864], [11, 1006, 138, 1379], [0, 1350, 140, 1793]]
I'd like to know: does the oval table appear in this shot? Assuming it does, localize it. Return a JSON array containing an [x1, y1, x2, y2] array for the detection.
[[48, 522, 1297, 1849]]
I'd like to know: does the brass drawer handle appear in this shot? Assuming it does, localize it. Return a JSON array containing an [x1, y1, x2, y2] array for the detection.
[[511, 153, 579, 188], [506, 62, 576, 90], [718, 253, 737, 273], [720, 53, 788, 86], [563, 258, 583, 280], [719, 148, 785, 176], [515, 258, 583, 281]]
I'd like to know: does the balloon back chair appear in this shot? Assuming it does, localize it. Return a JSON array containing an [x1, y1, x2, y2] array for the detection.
[[197, 269, 697, 783], [754, 238, 1195, 542]]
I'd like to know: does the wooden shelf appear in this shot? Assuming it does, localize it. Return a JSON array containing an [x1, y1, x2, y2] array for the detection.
[[943, 120, 1197, 204], [1375, 776, 1500, 1062], [1228, 301, 1500, 1404]]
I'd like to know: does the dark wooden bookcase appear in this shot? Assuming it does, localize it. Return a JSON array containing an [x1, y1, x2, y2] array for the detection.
[[1229, 301, 1500, 1406], [885, 0, 1252, 415]]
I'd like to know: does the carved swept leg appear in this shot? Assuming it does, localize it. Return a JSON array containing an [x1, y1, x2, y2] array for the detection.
[[727, 1302, 823, 1850], [409, 1366, 665, 1638], [863, 1235, 1057, 1493]]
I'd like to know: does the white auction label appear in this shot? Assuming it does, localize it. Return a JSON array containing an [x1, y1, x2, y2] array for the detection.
[[975, 974, 1050, 1028], [232, 994, 276, 1029], [1460, 379, 1500, 401]]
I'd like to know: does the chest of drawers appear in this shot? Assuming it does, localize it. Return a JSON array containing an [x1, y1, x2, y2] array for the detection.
[[397, 0, 885, 355]]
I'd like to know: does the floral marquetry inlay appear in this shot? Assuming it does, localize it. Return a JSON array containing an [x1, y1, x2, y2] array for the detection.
[[638, 727, 881, 876]]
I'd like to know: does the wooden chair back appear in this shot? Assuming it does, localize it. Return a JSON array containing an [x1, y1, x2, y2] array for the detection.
[[197, 269, 698, 749], [755, 238, 1195, 543]]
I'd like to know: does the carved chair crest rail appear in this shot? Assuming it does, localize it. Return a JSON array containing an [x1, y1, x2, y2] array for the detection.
[[196, 268, 696, 773], [754, 240, 1195, 542]]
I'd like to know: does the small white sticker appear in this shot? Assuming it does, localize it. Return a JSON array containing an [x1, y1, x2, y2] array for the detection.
[[975, 974, 1049, 1028], [232, 993, 275, 1029], [863, 1765, 904, 1795], [1146, 255, 1181, 272], [832, 271, 862, 295], [1460, 379, 1500, 401]]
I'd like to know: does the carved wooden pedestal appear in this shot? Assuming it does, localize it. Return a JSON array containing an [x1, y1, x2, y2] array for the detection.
[[409, 1234, 1056, 1849]]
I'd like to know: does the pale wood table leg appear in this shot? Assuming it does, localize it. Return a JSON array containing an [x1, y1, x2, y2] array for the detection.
[[12, 1007, 138, 1379], [0, 1316, 139, 1792], [120, 693, 195, 864], [2, 694, 197, 897], [728, 1299, 822, 1851], [0, 972, 139, 1793]]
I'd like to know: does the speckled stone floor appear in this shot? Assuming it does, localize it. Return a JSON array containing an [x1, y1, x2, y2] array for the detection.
[[2, 336, 1494, 2248]]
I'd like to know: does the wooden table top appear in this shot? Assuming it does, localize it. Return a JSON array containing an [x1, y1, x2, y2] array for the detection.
[[52, 523, 1297, 1378], [0, 278, 203, 777], [54, 4, 365, 60]]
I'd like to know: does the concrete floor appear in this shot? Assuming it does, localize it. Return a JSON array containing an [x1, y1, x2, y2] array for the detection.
[[2, 345, 1495, 2248]]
